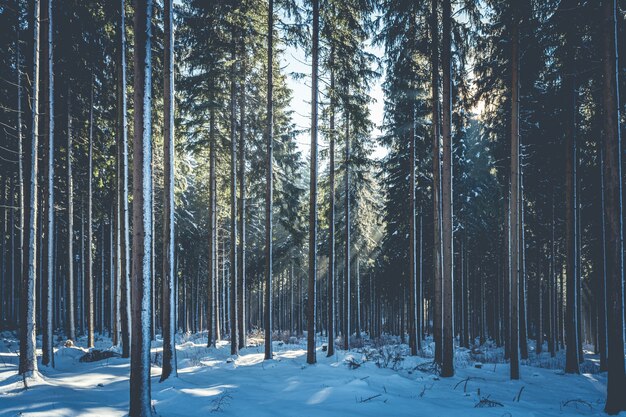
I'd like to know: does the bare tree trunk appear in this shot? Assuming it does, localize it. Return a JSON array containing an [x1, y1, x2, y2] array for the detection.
[[237, 33, 246, 350], [430, 0, 443, 366], [564, 27, 580, 374], [409, 104, 418, 356], [229, 26, 238, 357], [509, 7, 521, 380], [19, 0, 40, 378], [42, 0, 55, 367], [344, 112, 351, 351], [440, 0, 454, 378], [64, 93, 76, 344], [326, 47, 335, 358], [129, 0, 154, 414], [15, 0, 24, 330], [264, 0, 274, 360], [307, 0, 319, 365], [209, 105, 218, 345], [86, 76, 95, 348], [160, 0, 177, 382], [602, 0, 626, 413], [118, 0, 131, 358], [598, 147, 608, 370], [519, 168, 528, 359]]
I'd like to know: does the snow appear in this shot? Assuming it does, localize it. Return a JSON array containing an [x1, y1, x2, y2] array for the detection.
[[0, 332, 619, 416]]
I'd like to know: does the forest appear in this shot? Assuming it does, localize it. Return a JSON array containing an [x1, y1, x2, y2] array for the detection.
[[0, 0, 625, 416]]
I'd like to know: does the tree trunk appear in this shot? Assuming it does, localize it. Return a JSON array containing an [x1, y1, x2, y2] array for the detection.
[[430, 0, 443, 366], [264, 0, 274, 360], [160, 0, 177, 382], [129, 0, 154, 414], [19, 0, 40, 378], [42, 0, 55, 367], [326, 46, 335, 358], [209, 105, 218, 344], [237, 32, 246, 351], [564, 31, 580, 374], [66, 91, 76, 343], [118, 0, 131, 358], [86, 77, 95, 348], [307, 0, 319, 365], [440, 0, 454, 378], [344, 112, 351, 351], [229, 26, 238, 357], [15, 0, 24, 330], [601, 0, 626, 413], [509, 8, 521, 380], [409, 104, 418, 356]]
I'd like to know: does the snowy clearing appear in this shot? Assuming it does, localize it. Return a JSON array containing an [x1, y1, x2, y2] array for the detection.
[[0, 333, 614, 416]]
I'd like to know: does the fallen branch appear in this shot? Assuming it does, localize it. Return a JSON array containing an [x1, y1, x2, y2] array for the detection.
[[358, 394, 382, 403]]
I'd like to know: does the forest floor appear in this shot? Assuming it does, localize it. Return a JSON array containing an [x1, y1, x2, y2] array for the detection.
[[0, 331, 616, 416]]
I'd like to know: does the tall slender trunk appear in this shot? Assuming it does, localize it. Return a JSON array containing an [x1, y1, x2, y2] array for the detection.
[[307, 0, 319, 365], [409, 103, 418, 356], [118, 0, 131, 358], [229, 26, 238, 357], [564, 25, 580, 373], [519, 167, 528, 359], [15, 0, 24, 329], [160, 0, 177, 382], [19, 0, 40, 377], [237, 33, 246, 350], [42, 0, 55, 367], [602, 0, 626, 413], [430, 0, 443, 365], [264, 0, 274, 360], [129, 0, 154, 414], [326, 47, 335, 358], [66, 91, 75, 341], [440, 0, 454, 378], [509, 8, 521, 380], [344, 111, 351, 351], [86, 76, 95, 348], [209, 105, 218, 344], [598, 147, 608, 370]]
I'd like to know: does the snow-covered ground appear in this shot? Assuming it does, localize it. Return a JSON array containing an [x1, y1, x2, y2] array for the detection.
[[0, 331, 616, 416]]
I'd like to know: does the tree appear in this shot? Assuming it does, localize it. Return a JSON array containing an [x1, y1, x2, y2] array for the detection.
[[264, 0, 274, 361], [66, 92, 75, 342], [430, 0, 443, 367], [326, 47, 336, 358], [86, 76, 95, 348], [229, 20, 239, 357], [160, 0, 177, 382], [307, 0, 319, 366], [440, 0, 454, 378], [129, 0, 154, 414], [509, 3, 521, 381], [118, 0, 131, 359], [42, 0, 55, 368], [19, 0, 40, 379], [601, 0, 626, 413]]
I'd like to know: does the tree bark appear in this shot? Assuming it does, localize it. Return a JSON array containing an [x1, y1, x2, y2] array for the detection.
[[19, 0, 40, 378], [326, 47, 335, 358], [118, 0, 131, 359], [160, 0, 177, 382], [42, 0, 55, 367], [601, 0, 626, 413], [430, 0, 443, 366], [129, 0, 154, 414], [509, 7, 521, 380], [237, 31, 246, 351], [307, 0, 319, 365], [264, 0, 274, 360], [229, 24, 238, 357], [440, 0, 454, 378], [86, 76, 95, 348]]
